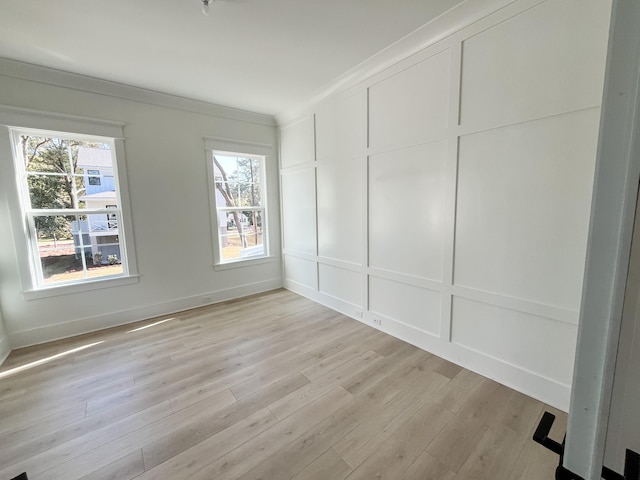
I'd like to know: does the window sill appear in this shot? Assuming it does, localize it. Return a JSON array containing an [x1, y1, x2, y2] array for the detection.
[[213, 256, 275, 271], [23, 274, 140, 300]]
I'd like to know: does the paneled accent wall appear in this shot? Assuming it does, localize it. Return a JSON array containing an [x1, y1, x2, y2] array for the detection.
[[279, 0, 611, 409]]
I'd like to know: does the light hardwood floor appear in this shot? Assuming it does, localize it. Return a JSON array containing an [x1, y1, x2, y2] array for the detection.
[[0, 289, 566, 480]]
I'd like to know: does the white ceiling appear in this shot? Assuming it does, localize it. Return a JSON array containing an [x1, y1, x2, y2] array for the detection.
[[0, 0, 464, 117]]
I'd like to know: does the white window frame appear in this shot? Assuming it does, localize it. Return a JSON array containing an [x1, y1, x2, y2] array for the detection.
[[0, 107, 139, 299], [204, 137, 273, 269]]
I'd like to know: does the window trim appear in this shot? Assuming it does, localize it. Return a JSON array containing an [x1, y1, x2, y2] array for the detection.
[[0, 106, 138, 297], [204, 137, 274, 268]]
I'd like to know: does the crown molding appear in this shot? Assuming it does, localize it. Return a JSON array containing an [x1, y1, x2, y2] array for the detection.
[[0, 57, 276, 127]]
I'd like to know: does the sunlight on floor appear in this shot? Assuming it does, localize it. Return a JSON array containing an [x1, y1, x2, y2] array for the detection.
[[0, 341, 104, 380], [126, 318, 175, 333]]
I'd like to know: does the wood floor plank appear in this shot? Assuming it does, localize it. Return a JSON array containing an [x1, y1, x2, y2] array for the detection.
[[340, 341, 420, 396], [454, 425, 526, 480], [77, 450, 145, 480], [267, 350, 384, 421], [140, 372, 310, 471], [291, 449, 352, 480], [0, 395, 168, 468], [5, 389, 234, 480], [343, 358, 447, 423], [229, 342, 348, 400], [187, 387, 353, 480], [491, 389, 545, 436], [136, 408, 278, 480], [84, 345, 301, 417], [334, 374, 450, 469], [0, 400, 169, 480], [430, 368, 486, 414], [0, 289, 563, 480], [508, 432, 562, 480], [236, 408, 359, 480], [426, 415, 490, 473], [300, 340, 376, 381], [424, 355, 464, 380], [403, 451, 457, 480], [345, 401, 453, 480], [455, 378, 513, 426], [0, 400, 87, 439]]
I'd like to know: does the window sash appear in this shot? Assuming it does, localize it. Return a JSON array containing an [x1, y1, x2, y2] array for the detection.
[[25, 213, 126, 286], [216, 206, 263, 212], [11, 129, 129, 288], [209, 150, 268, 265], [27, 208, 123, 216]]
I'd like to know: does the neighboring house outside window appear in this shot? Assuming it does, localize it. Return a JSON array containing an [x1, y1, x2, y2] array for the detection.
[[75, 147, 121, 267], [7, 126, 135, 291]]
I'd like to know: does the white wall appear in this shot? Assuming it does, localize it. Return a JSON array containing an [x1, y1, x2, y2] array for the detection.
[[279, 0, 611, 410], [0, 306, 9, 365], [0, 60, 282, 349]]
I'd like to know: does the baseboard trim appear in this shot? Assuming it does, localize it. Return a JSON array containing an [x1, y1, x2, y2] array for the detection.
[[282, 278, 317, 299], [283, 285, 571, 412], [9, 278, 282, 349]]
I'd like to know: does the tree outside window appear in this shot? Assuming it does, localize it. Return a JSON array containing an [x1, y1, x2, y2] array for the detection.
[[13, 131, 126, 286], [211, 152, 266, 263]]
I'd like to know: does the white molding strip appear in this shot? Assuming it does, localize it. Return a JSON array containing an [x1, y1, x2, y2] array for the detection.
[[8, 278, 282, 349], [317, 256, 363, 274], [0, 104, 125, 138], [452, 285, 580, 326], [368, 267, 443, 292], [282, 249, 316, 263], [0, 57, 276, 127]]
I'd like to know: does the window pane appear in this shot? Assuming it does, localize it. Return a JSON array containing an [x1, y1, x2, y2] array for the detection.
[[21, 136, 113, 212], [27, 174, 72, 209], [211, 151, 266, 264], [213, 157, 262, 208], [13, 128, 130, 289], [218, 210, 264, 261], [251, 182, 262, 207], [214, 155, 238, 179], [34, 214, 123, 284]]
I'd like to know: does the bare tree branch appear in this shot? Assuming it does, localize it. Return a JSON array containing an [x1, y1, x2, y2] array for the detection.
[[213, 156, 247, 248], [21, 136, 50, 168]]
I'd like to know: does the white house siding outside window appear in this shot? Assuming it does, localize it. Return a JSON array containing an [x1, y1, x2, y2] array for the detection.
[[10, 128, 129, 288]]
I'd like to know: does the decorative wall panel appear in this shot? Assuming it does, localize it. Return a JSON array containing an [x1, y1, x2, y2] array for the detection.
[[369, 276, 441, 335], [369, 141, 447, 281], [317, 159, 362, 264], [455, 109, 599, 310], [451, 296, 577, 385], [369, 50, 450, 151], [281, 168, 317, 255], [460, 0, 609, 129]]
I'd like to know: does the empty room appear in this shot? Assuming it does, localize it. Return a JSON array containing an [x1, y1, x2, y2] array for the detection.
[[0, 0, 639, 479]]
